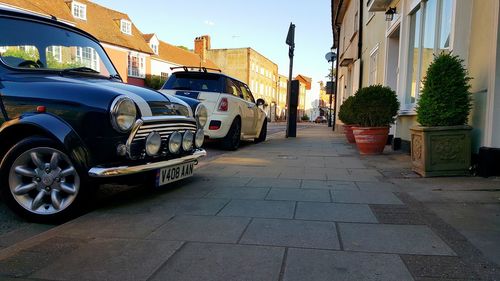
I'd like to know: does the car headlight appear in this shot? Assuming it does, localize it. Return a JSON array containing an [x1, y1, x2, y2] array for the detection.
[[168, 131, 182, 154], [182, 130, 194, 151], [195, 129, 204, 148], [195, 103, 208, 127], [145, 131, 162, 156], [110, 96, 137, 132]]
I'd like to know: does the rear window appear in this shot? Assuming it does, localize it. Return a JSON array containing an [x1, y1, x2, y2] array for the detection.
[[163, 72, 223, 93]]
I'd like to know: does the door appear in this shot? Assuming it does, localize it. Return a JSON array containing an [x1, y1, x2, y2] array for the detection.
[[236, 80, 258, 136]]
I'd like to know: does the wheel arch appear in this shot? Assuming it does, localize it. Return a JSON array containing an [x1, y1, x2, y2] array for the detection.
[[0, 114, 92, 171]]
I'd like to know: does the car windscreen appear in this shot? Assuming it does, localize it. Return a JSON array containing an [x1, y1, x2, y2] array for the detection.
[[0, 16, 118, 78], [163, 73, 223, 93]]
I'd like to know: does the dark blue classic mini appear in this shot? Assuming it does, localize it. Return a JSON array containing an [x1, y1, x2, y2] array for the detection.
[[0, 9, 207, 222]]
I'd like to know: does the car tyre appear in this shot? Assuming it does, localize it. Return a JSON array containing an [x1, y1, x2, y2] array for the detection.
[[0, 136, 91, 223], [222, 118, 241, 150], [255, 119, 267, 143]]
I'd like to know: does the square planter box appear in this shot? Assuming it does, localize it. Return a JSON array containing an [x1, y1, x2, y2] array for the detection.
[[410, 125, 472, 177]]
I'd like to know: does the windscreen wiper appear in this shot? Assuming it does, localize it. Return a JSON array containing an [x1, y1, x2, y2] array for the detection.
[[61, 67, 99, 74]]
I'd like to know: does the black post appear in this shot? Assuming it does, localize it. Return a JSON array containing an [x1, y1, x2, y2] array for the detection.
[[285, 22, 295, 138], [330, 56, 335, 130]]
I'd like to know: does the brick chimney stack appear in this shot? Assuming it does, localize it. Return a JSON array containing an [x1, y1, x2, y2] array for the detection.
[[194, 35, 211, 61]]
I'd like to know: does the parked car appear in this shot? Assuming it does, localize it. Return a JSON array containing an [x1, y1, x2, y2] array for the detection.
[[0, 9, 206, 222], [314, 116, 327, 123], [160, 67, 267, 150]]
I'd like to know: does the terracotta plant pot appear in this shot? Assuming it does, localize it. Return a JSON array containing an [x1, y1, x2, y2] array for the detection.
[[343, 125, 356, 143], [352, 127, 389, 155]]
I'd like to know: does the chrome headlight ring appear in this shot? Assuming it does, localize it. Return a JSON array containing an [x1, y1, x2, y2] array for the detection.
[[195, 103, 208, 128], [110, 96, 137, 133]]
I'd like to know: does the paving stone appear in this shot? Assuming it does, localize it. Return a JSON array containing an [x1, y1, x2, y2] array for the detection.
[[217, 200, 295, 219], [283, 248, 414, 281], [401, 255, 480, 280], [0, 224, 53, 248], [301, 180, 358, 190], [235, 167, 282, 178], [150, 242, 283, 281], [339, 223, 456, 255], [247, 177, 301, 188], [0, 236, 88, 278], [148, 215, 250, 243], [58, 212, 173, 239], [202, 177, 252, 188], [332, 190, 404, 205], [266, 188, 331, 202], [356, 181, 401, 192], [295, 202, 378, 223], [205, 187, 270, 199], [32, 238, 183, 281], [152, 198, 230, 216], [370, 204, 425, 225], [240, 218, 340, 249]]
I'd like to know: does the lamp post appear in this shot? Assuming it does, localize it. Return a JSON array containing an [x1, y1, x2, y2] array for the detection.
[[325, 50, 337, 128]]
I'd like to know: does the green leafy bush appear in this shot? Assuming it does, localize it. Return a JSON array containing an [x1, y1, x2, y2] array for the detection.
[[416, 53, 472, 126], [145, 74, 167, 90], [351, 85, 399, 127], [338, 95, 356, 125], [301, 114, 310, 121]]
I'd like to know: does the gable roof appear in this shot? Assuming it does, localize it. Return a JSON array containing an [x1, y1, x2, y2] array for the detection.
[[154, 39, 219, 69], [142, 33, 155, 42], [0, 0, 153, 54], [295, 74, 312, 90]]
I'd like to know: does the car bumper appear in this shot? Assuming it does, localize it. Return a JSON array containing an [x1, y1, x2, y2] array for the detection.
[[88, 149, 206, 178], [204, 113, 232, 139]]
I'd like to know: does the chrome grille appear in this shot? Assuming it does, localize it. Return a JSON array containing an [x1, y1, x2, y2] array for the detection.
[[126, 117, 197, 159]]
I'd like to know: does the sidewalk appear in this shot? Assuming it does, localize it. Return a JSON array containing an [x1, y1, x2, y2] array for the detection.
[[0, 125, 499, 281]]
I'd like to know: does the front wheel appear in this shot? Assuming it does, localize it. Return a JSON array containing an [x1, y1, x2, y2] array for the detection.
[[0, 137, 90, 223], [255, 119, 267, 143]]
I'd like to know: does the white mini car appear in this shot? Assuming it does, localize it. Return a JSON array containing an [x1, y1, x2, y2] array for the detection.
[[160, 67, 267, 150]]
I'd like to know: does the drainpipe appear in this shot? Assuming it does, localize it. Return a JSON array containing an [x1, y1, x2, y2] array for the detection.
[[333, 0, 344, 130], [358, 0, 363, 88]]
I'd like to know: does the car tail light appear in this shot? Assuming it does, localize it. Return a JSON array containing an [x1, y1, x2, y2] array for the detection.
[[218, 97, 228, 111]]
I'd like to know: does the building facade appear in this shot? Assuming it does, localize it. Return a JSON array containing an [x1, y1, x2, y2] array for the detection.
[[333, 0, 500, 164], [295, 75, 312, 119], [1, 0, 153, 86], [194, 35, 279, 120]]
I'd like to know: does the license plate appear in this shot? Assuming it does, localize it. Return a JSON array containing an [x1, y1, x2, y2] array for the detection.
[[157, 161, 195, 186]]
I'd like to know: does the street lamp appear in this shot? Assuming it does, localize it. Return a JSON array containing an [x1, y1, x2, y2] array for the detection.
[[325, 49, 337, 128]]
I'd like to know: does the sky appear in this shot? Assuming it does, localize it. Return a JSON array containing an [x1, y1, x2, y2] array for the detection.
[[93, 0, 333, 109]]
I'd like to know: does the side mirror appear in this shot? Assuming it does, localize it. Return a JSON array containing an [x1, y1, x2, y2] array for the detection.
[[256, 98, 265, 106]]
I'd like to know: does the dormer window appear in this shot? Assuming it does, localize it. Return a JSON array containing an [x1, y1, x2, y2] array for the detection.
[[151, 43, 158, 55], [120, 19, 132, 35], [71, 1, 86, 20]]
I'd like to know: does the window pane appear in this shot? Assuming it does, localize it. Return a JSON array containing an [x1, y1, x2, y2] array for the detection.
[[439, 0, 452, 51], [421, 0, 437, 87], [409, 8, 421, 104]]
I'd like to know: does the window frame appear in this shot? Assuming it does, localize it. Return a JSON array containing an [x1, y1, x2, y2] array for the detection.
[[71, 1, 87, 20], [405, 0, 453, 108], [128, 52, 145, 78], [120, 19, 132, 35]]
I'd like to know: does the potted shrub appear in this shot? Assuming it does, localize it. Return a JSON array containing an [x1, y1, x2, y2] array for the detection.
[[338, 96, 356, 143], [411, 53, 472, 177], [351, 85, 399, 155]]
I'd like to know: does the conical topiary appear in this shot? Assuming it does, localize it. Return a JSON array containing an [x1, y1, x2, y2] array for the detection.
[[416, 53, 472, 126]]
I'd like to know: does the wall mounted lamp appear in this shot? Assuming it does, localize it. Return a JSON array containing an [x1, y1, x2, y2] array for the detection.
[[385, 7, 396, 21]]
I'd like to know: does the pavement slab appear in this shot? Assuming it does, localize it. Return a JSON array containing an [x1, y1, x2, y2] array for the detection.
[[239, 218, 340, 249], [150, 242, 284, 281], [339, 223, 456, 255], [332, 190, 404, 205], [31, 238, 183, 281], [217, 199, 295, 219], [205, 186, 270, 199], [295, 202, 378, 223], [283, 248, 414, 281], [266, 188, 331, 202], [301, 180, 359, 190], [147, 215, 250, 243], [400, 255, 480, 280], [246, 177, 302, 188]]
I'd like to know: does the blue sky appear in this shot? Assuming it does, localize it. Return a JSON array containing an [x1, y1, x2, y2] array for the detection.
[[94, 0, 333, 106]]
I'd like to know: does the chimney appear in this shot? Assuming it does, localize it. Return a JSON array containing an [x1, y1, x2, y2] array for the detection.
[[194, 35, 211, 61]]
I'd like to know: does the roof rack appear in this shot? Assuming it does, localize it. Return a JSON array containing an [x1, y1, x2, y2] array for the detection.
[[170, 66, 222, 73]]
